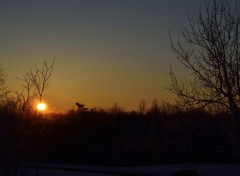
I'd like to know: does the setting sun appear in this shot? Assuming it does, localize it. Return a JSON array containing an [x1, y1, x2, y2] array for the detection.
[[37, 102, 47, 112]]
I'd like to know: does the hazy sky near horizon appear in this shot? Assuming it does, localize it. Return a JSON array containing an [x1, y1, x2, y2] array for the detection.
[[1, 0, 204, 112]]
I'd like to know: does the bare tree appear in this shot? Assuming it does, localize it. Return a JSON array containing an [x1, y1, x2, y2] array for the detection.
[[1, 59, 55, 113], [138, 100, 147, 115], [0, 68, 8, 104], [169, 0, 240, 118], [148, 99, 161, 115], [16, 72, 35, 112], [29, 59, 55, 102]]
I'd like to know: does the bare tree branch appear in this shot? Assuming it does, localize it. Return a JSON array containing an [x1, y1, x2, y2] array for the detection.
[[29, 59, 55, 102], [169, 0, 240, 118]]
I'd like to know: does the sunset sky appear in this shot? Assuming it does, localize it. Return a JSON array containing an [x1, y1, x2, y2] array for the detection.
[[1, 0, 201, 112]]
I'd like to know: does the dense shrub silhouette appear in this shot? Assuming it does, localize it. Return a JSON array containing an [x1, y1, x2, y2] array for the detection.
[[0, 104, 239, 168]]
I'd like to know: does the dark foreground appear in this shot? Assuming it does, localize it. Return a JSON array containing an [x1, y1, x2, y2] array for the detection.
[[4, 162, 240, 176], [0, 106, 240, 175]]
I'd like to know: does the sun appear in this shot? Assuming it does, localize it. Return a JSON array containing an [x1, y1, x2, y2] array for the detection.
[[37, 102, 47, 112]]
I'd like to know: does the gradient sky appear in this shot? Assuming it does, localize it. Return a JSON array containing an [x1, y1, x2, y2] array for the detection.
[[1, 0, 203, 112]]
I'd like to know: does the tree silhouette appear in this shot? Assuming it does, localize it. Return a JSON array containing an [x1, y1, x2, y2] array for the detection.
[[29, 59, 55, 103], [138, 100, 147, 115], [169, 0, 240, 118], [16, 72, 36, 112], [76, 102, 88, 112], [0, 68, 8, 104]]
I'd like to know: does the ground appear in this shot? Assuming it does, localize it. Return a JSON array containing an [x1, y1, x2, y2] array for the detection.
[[15, 163, 240, 176]]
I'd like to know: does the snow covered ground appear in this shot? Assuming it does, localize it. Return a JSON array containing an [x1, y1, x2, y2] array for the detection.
[[16, 162, 240, 176]]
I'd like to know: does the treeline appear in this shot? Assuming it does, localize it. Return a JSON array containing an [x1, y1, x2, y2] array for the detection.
[[0, 102, 240, 170]]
